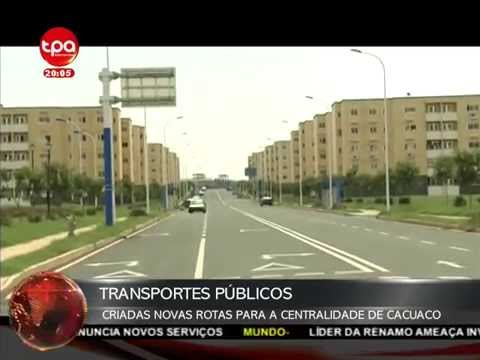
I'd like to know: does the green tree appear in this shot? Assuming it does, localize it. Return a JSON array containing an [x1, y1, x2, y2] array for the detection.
[[432, 155, 456, 205], [13, 167, 32, 207], [122, 178, 134, 204], [394, 162, 419, 195], [72, 173, 89, 207], [86, 177, 104, 208], [47, 163, 72, 205], [454, 151, 478, 207]]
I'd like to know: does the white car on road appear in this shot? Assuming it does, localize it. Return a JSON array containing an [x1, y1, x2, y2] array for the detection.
[[188, 197, 207, 213]]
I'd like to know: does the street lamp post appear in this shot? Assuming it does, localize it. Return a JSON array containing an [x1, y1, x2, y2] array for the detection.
[[305, 96, 334, 209], [278, 120, 290, 203], [351, 49, 391, 212], [298, 132, 303, 207], [143, 107, 150, 214], [163, 115, 183, 209]]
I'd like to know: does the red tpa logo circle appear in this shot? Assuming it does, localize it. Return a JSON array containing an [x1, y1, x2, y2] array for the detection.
[[40, 27, 79, 67]]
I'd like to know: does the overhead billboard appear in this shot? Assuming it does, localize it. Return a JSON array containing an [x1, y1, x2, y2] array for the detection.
[[120, 67, 176, 107]]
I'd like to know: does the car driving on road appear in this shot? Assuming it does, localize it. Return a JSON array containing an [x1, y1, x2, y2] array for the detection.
[[260, 195, 273, 206], [189, 197, 207, 213]]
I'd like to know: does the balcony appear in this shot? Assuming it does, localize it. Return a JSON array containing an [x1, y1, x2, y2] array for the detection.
[[0, 142, 30, 151], [426, 130, 458, 140], [0, 124, 28, 132], [0, 160, 30, 170], [425, 112, 458, 122], [426, 148, 454, 159]]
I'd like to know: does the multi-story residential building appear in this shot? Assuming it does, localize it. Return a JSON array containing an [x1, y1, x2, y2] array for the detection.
[[121, 118, 134, 183], [290, 130, 300, 182], [131, 125, 145, 185], [147, 143, 165, 185], [299, 120, 316, 180], [329, 95, 480, 177], [313, 113, 329, 178], [274, 140, 292, 183], [264, 145, 275, 191], [0, 107, 123, 181]]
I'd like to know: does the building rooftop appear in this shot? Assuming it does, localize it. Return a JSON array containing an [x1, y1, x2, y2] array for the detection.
[[0, 106, 122, 111], [333, 94, 480, 106]]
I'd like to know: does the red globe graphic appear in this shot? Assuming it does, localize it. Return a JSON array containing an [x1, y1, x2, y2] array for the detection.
[[9, 272, 87, 351]]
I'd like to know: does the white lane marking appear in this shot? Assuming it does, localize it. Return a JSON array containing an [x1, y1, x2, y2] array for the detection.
[[341, 224, 347, 227], [364, 228, 373, 232], [294, 272, 326, 277], [449, 246, 470, 252], [211, 276, 242, 279], [398, 235, 410, 240], [216, 191, 226, 206], [94, 270, 146, 279], [85, 260, 138, 267], [334, 270, 367, 275], [378, 276, 410, 280], [437, 260, 464, 269], [450, 229, 464, 233], [55, 216, 169, 272], [351, 225, 359, 229], [438, 276, 471, 280], [421, 240, 436, 245], [230, 206, 389, 273], [251, 262, 304, 272], [261, 253, 314, 260], [194, 238, 206, 279], [379, 232, 390, 236], [194, 213, 208, 279], [251, 274, 284, 279], [240, 228, 269, 233], [138, 232, 170, 237]]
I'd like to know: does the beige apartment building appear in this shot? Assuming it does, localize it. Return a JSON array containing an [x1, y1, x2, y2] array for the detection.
[[289, 130, 300, 182], [0, 107, 123, 181], [299, 120, 316, 180], [147, 143, 165, 185], [273, 140, 292, 183], [249, 94, 480, 186], [121, 118, 135, 183], [131, 125, 145, 185]]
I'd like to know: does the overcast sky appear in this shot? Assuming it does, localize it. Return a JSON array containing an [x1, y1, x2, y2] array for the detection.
[[2, 47, 480, 179]]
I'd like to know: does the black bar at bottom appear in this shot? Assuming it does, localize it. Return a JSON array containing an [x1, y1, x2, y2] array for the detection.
[[77, 324, 480, 340]]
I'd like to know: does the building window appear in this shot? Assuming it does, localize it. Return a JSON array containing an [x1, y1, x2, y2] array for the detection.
[[468, 120, 479, 130], [369, 109, 377, 115], [371, 162, 378, 170], [82, 153, 86, 159], [318, 122, 325, 128], [351, 143, 359, 152], [337, 130, 342, 136], [351, 127, 359, 134], [405, 107, 416, 113], [122, 142, 128, 148], [82, 135, 87, 141], [39, 117, 50, 123], [97, 116, 103, 123], [405, 121, 417, 131], [369, 144, 377, 152], [370, 127, 377, 134], [282, 156, 287, 160], [80, 116, 86, 123], [467, 105, 479, 112], [320, 152, 326, 159], [283, 175, 288, 180], [469, 141, 480, 148], [350, 109, 358, 116]]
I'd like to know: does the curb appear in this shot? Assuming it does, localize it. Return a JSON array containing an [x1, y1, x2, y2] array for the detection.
[[0, 213, 171, 296], [375, 215, 477, 232]]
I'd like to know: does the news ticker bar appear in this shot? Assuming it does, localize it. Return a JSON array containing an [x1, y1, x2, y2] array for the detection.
[[78, 325, 480, 340]]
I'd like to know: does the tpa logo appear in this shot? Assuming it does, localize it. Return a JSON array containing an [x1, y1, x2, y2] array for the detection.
[[40, 27, 79, 67]]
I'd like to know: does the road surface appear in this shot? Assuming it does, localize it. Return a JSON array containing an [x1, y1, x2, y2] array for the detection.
[[60, 189, 480, 281]]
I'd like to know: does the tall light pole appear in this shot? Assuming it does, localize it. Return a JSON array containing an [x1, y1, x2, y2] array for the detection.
[[163, 115, 183, 209], [306, 96, 334, 209], [181, 133, 189, 200], [351, 49, 391, 212], [298, 130, 303, 207], [266, 137, 273, 197], [82, 132, 98, 177], [276, 120, 290, 203]]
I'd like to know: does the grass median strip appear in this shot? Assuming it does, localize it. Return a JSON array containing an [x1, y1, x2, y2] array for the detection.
[[1, 210, 169, 277], [2, 206, 130, 248]]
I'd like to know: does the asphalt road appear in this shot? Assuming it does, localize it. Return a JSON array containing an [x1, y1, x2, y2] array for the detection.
[[61, 189, 480, 281]]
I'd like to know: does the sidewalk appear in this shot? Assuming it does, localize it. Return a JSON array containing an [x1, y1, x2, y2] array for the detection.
[[1, 217, 127, 261]]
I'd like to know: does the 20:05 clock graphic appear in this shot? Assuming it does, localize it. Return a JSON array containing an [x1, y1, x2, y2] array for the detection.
[[43, 68, 75, 78]]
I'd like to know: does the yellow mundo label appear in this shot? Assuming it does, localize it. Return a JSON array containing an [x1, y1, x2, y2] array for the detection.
[[243, 327, 288, 337]]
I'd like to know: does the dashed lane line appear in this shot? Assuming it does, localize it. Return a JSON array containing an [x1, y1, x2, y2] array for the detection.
[[420, 240, 436, 245], [449, 246, 470, 252]]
